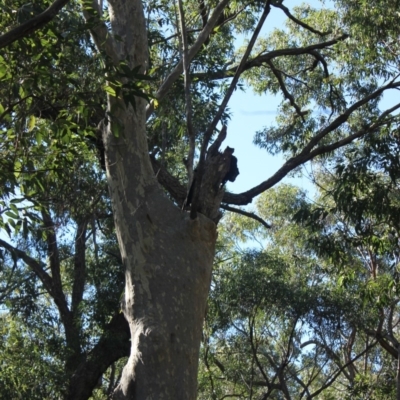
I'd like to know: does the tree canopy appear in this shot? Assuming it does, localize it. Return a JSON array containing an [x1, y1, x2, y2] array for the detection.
[[1, 0, 400, 399]]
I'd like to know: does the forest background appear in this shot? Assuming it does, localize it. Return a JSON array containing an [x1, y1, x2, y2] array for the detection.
[[1, 0, 400, 399]]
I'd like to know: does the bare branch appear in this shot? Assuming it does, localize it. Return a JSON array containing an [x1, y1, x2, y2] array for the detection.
[[146, 0, 231, 119], [221, 204, 271, 229], [223, 85, 400, 206], [0, 0, 70, 49], [191, 0, 273, 219], [266, 59, 306, 120], [193, 35, 349, 81], [272, 2, 330, 36], [177, 0, 196, 183]]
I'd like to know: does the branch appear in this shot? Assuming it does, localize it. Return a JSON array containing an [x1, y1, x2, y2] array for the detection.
[[200, 1, 273, 153], [221, 204, 271, 229], [150, 155, 187, 205], [223, 86, 400, 206], [0, 0, 70, 49], [0, 95, 33, 124], [309, 49, 330, 77], [146, 0, 231, 119], [293, 77, 400, 157], [0, 237, 70, 316], [193, 35, 349, 81], [71, 220, 88, 315], [150, 28, 202, 46], [177, 0, 196, 183], [308, 341, 378, 398], [151, 99, 400, 208], [266, 59, 306, 120], [249, 313, 271, 388], [345, 327, 358, 380], [303, 102, 400, 159], [191, 0, 273, 219], [286, 364, 312, 398], [207, 125, 227, 158], [308, 49, 338, 115], [381, 337, 398, 358], [301, 338, 352, 381], [41, 210, 63, 294], [66, 312, 130, 400], [277, 318, 298, 399], [80, 0, 119, 65], [203, 343, 216, 397], [152, 97, 399, 210], [272, 2, 330, 36], [39, 211, 82, 353]]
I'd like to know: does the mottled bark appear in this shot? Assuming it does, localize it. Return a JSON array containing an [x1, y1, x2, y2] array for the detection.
[[104, 79, 217, 399], [104, 97, 216, 398], [90, 2, 219, 398]]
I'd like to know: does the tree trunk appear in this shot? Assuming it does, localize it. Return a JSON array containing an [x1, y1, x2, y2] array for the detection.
[[104, 102, 216, 399], [93, 1, 219, 398], [113, 201, 216, 399], [105, 84, 217, 400]]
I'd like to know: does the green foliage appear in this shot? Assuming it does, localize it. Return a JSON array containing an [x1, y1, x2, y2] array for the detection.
[[0, 315, 65, 399], [201, 172, 400, 397], [2, 0, 400, 398]]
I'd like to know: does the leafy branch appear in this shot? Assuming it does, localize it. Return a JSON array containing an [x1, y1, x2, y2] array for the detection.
[[0, 0, 70, 49]]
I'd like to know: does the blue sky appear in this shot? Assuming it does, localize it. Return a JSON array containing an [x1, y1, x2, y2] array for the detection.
[[221, 0, 400, 202], [222, 3, 318, 199]]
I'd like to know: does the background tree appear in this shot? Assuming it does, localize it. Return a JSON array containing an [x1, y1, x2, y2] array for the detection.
[[1, 0, 400, 399], [197, 178, 400, 399]]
